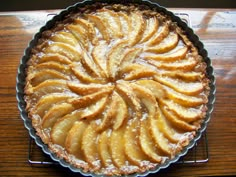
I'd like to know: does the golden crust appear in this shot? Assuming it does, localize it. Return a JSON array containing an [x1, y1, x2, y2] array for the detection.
[[24, 3, 210, 176]]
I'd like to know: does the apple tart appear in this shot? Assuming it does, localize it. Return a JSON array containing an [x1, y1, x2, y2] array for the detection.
[[23, 2, 211, 176]]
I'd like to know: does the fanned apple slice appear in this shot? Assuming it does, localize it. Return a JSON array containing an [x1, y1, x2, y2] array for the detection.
[[124, 118, 150, 167], [87, 14, 110, 42], [148, 56, 197, 71], [146, 23, 169, 46], [118, 12, 131, 36], [81, 124, 101, 170], [144, 32, 178, 53], [139, 118, 165, 163], [121, 63, 156, 81], [50, 31, 78, 47], [71, 63, 106, 84], [159, 70, 203, 82], [160, 105, 198, 131], [67, 82, 114, 96], [42, 102, 75, 128], [112, 91, 128, 130], [154, 75, 204, 96], [25, 80, 68, 96], [97, 130, 114, 168], [129, 12, 146, 46], [81, 51, 105, 78], [130, 83, 173, 155], [143, 47, 188, 62], [30, 69, 69, 86], [107, 40, 128, 80], [44, 42, 81, 61], [91, 40, 109, 77], [65, 121, 88, 160], [66, 24, 89, 50], [36, 61, 71, 74], [135, 80, 166, 99], [51, 110, 82, 146], [34, 93, 74, 118], [116, 82, 142, 119], [74, 18, 96, 44], [140, 16, 159, 43], [119, 48, 142, 69], [110, 124, 127, 168], [97, 9, 123, 39], [165, 86, 207, 107], [38, 53, 72, 65], [161, 99, 204, 122]]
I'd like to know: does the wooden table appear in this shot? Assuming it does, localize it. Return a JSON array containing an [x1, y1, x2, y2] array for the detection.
[[0, 7, 236, 177]]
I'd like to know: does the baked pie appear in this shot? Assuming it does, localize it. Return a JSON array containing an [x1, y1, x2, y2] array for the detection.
[[24, 2, 210, 176]]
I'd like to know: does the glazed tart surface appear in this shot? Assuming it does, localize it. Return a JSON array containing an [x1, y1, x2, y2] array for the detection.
[[23, 2, 211, 176]]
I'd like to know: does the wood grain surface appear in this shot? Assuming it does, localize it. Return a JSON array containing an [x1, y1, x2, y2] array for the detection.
[[0, 7, 235, 177]]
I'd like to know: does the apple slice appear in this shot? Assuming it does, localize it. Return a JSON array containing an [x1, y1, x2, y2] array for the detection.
[[81, 123, 101, 170], [148, 56, 197, 71], [97, 9, 123, 39], [140, 16, 159, 43], [144, 32, 178, 53], [45, 42, 81, 61], [51, 110, 82, 146], [143, 47, 188, 62], [160, 105, 198, 131], [87, 14, 110, 42], [154, 75, 204, 96], [119, 48, 142, 69], [67, 82, 114, 96], [124, 118, 150, 167], [107, 40, 128, 80], [36, 61, 71, 74], [42, 103, 75, 128], [39, 53, 72, 65], [30, 69, 68, 86], [146, 23, 169, 46], [129, 12, 146, 46], [50, 31, 78, 47], [118, 12, 131, 36]]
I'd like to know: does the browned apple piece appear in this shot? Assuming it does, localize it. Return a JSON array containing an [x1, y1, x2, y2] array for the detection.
[[160, 105, 198, 131], [42, 103, 75, 128], [36, 61, 71, 74], [129, 12, 146, 46], [124, 118, 150, 167], [67, 82, 114, 96], [112, 91, 128, 130], [118, 12, 131, 36], [144, 32, 178, 53], [91, 40, 109, 77], [45, 42, 81, 61], [154, 75, 204, 96], [140, 16, 159, 43], [148, 56, 197, 71], [143, 47, 188, 62], [34, 93, 74, 118], [107, 40, 128, 80], [161, 99, 204, 122], [121, 63, 156, 80], [119, 48, 142, 69], [81, 124, 101, 170], [51, 111, 82, 146], [50, 31, 78, 46], [165, 87, 206, 107], [30, 69, 69, 86], [87, 14, 110, 42], [66, 24, 89, 50], [97, 9, 123, 39], [38, 53, 72, 65], [65, 121, 88, 159], [146, 23, 169, 46]]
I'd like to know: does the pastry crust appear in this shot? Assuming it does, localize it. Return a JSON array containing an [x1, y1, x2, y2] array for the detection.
[[24, 3, 210, 176]]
